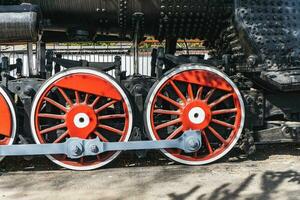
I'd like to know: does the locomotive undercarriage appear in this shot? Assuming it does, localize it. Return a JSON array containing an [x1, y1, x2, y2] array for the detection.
[[1, 43, 299, 170], [1, 0, 300, 170]]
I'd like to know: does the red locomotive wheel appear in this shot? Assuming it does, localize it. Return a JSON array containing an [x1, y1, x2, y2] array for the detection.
[[0, 86, 17, 161], [31, 68, 133, 170], [145, 65, 245, 165]]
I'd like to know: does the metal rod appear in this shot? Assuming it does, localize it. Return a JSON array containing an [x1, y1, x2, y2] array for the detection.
[[103, 140, 180, 152], [27, 42, 37, 76], [133, 27, 139, 74], [36, 41, 46, 76], [133, 12, 144, 75], [0, 143, 66, 156], [0, 131, 202, 158]]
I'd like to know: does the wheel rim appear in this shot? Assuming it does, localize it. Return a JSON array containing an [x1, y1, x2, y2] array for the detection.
[[31, 68, 133, 170], [0, 86, 16, 161], [145, 65, 245, 165]]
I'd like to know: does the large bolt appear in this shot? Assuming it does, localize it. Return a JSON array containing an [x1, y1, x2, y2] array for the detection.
[[281, 127, 291, 137], [184, 136, 202, 153], [187, 138, 200, 149], [90, 145, 99, 154], [71, 145, 83, 156], [247, 55, 258, 67], [182, 131, 203, 153]]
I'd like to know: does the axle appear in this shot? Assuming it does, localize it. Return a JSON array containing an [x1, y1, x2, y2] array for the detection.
[[0, 131, 202, 159]]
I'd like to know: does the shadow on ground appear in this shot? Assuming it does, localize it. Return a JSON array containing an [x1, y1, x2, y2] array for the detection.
[[167, 170, 300, 200]]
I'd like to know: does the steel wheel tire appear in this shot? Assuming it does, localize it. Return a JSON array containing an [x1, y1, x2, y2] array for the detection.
[[31, 68, 133, 170], [144, 64, 245, 165]]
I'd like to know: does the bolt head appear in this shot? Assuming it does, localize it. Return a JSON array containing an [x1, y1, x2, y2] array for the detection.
[[90, 145, 99, 154], [187, 139, 200, 149], [185, 137, 201, 153], [71, 145, 82, 155], [247, 55, 258, 66]]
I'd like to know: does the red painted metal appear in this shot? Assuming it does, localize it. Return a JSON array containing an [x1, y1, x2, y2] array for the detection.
[[0, 93, 13, 145], [149, 69, 243, 162], [54, 74, 122, 101], [173, 70, 233, 92]]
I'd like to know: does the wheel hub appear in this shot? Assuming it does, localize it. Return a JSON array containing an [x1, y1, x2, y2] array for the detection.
[[73, 113, 90, 129], [66, 105, 97, 138], [182, 100, 212, 130], [188, 107, 205, 124]]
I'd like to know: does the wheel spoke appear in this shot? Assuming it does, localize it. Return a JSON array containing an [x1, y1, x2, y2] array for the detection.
[[53, 130, 69, 143], [96, 155, 102, 161], [75, 91, 80, 104], [193, 151, 198, 158], [173, 149, 182, 155], [155, 118, 182, 130], [196, 86, 203, 99], [38, 113, 66, 120], [157, 93, 182, 108], [98, 114, 126, 120], [98, 125, 124, 135], [90, 96, 100, 108], [166, 125, 183, 140], [202, 130, 214, 154], [187, 83, 194, 100], [211, 119, 235, 129], [57, 87, 73, 106], [95, 100, 117, 113], [154, 109, 180, 115], [208, 126, 227, 144], [80, 157, 84, 164], [84, 94, 90, 104], [169, 80, 187, 103], [44, 97, 68, 112], [94, 131, 109, 142], [204, 89, 216, 102], [212, 108, 238, 115], [209, 93, 233, 108], [40, 123, 66, 135]]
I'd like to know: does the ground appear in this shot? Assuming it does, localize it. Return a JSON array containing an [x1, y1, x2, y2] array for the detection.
[[0, 144, 299, 200]]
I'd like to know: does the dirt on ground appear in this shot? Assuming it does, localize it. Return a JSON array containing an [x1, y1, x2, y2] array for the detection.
[[0, 144, 299, 200]]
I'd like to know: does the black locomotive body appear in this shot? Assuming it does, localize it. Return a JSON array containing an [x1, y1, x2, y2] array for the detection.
[[0, 0, 299, 170]]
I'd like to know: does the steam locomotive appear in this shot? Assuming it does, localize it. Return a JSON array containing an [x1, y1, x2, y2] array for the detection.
[[0, 0, 299, 170]]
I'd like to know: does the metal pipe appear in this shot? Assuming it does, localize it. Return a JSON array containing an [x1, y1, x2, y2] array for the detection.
[[36, 41, 46, 77], [133, 31, 139, 74], [27, 42, 37, 77]]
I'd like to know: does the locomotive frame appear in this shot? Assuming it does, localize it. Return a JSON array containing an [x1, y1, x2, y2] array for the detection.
[[0, 0, 300, 170]]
